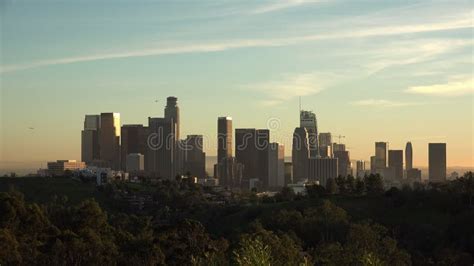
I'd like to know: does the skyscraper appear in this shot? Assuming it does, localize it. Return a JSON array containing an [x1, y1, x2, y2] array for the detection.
[[375, 142, 388, 171], [429, 143, 447, 182], [256, 129, 270, 187], [405, 142, 413, 171], [333, 143, 346, 152], [268, 142, 285, 188], [319, 132, 333, 158], [217, 157, 244, 188], [217, 117, 233, 164], [356, 160, 366, 178], [183, 135, 206, 179], [81, 115, 100, 164], [300, 110, 319, 158], [235, 128, 258, 179], [121, 124, 148, 171], [292, 127, 310, 182], [99, 113, 121, 170], [319, 132, 332, 147], [388, 150, 403, 180], [308, 157, 338, 187], [334, 150, 350, 177], [147, 117, 175, 179], [164, 96, 180, 140]]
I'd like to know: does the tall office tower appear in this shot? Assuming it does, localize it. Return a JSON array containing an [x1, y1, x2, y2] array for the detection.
[[268, 143, 285, 188], [319, 145, 333, 158], [256, 129, 270, 187], [284, 162, 293, 185], [356, 160, 366, 178], [375, 142, 388, 171], [121, 124, 148, 171], [81, 115, 100, 164], [99, 113, 121, 170], [388, 150, 403, 180], [319, 133, 333, 158], [308, 158, 338, 187], [147, 117, 176, 179], [370, 156, 376, 174], [126, 153, 145, 172], [217, 117, 233, 164], [334, 150, 350, 177], [333, 143, 346, 152], [183, 135, 206, 179], [405, 142, 413, 171], [217, 157, 244, 188], [235, 128, 258, 179], [292, 127, 310, 182], [319, 132, 332, 147], [300, 110, 319, 158], [429, 143, 447, 182], [164, 96, 180, 140]]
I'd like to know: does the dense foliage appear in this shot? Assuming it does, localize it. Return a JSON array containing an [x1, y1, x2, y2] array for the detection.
[[0, 172, 473, 265]]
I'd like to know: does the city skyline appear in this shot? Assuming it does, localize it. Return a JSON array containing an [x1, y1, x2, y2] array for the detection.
[[1, 0, 473, 172]]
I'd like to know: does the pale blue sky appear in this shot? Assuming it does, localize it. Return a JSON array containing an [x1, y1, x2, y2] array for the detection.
[[0, 0, 473, 171]]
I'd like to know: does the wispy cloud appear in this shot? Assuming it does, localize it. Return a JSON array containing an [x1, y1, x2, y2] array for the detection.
[[1, 13, 471, 74], [247, 72, 336, 106], [352, 99, 423, 108], [365, 39, 473, 74], [251, 0, 323, 14], [405, 78, 474, 97]]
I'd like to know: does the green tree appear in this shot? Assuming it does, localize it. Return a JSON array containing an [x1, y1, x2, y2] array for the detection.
[[158, 219, 228, 266], [326, 178, 338, 195], [355, 177, 365, 195], [364, 174, 384, 195], [456, 172, 474, 207], [233, 236, 272, 266]]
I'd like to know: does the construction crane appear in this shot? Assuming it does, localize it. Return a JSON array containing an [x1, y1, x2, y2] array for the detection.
[[334, 135, 345, 144]]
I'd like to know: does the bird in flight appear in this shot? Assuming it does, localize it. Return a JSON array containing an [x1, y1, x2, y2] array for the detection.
[[28, 127, 34, 130]]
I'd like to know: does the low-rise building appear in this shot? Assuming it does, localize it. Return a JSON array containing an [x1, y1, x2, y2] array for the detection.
[[47, 160, 86, 176]]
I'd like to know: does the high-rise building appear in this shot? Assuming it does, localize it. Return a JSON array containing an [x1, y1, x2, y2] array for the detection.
[[300, 110, 319, 158], [375, 142, 388, 172], [292, 127, 310, 182], [319, 133, 333, 158], [333, 143, 346, 152], [121, 124, 148, 171], [319, 132, 332, 147], [308, 158, 338, 187], [235, 128, 258, 179], [81, 115, 100, 164], [147, 117, 176, 179], [164, 96, 180, 140], [356, 160, 366, 178], [407, 168, 422, 182], [183, 135, 206, 179], [284, 162, 293, 185], [388, 150, 403, 180], [334, 150, 350, 177], [405, 142, 413, 171], [99, 113, 121, 170], [217, 117, 233, 164], [268, 143, 285, 188], [429, 143, 447, 182], [126, 153, 145, 172], [216, 157, 244, 188], [256, 129, 270, 187], [370, 156, 376, 174]]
